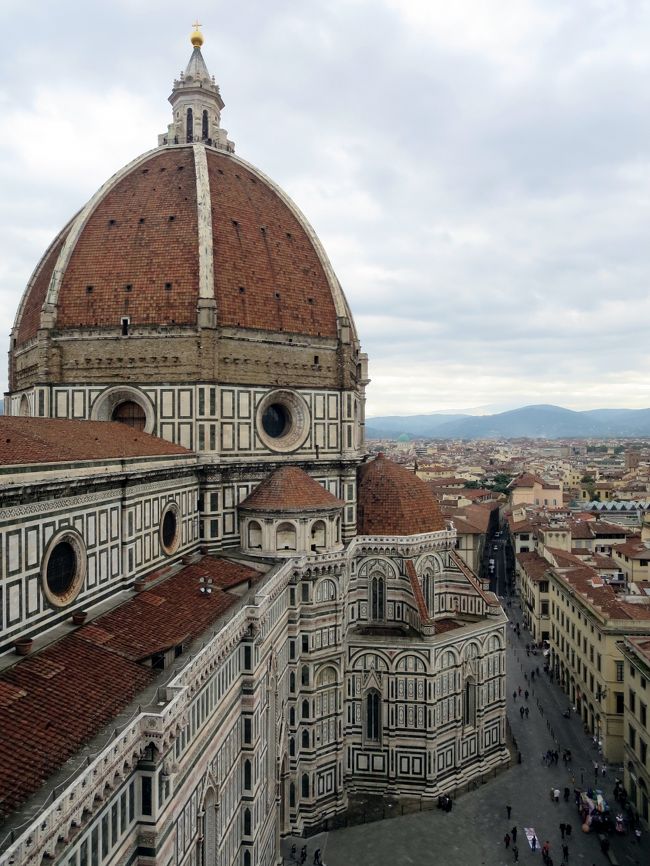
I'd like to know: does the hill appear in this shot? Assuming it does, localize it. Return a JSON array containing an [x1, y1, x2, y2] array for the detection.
[[367, 404, 650, 440]]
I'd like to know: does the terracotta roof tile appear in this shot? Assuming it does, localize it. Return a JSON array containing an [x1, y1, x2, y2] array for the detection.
[[206, 151, 338, 337], [553, 561, 650, 622], [357, 454, 446, 536], [80, 557, 260, 661], [0, 418, 190, 466], [516, 551, 551, 582], [15, 146, 340, 346], [57, 148, 199, 330], [239, 466, 343, 512], [0, 556, 260, 817], [16, 224, 72, 344]]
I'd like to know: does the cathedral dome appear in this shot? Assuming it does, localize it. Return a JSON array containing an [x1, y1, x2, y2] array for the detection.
[[357, 454, 447, 536], [9, 29, 361, 398], [13, 144, 347, 348]]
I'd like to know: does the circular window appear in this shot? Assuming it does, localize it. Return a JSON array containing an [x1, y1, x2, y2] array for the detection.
[[41, 530, 86, 608], [262, 404, 291, 438], [112, 400, 146, 431], [256, 390, 310, 453], [160, 502, 180, 555]]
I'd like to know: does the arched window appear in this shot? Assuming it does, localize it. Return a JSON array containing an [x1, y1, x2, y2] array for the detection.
[[301, 774, 310, 798], [315, 578, 337, 602], [247, 521, 262, 549], [370, 575, 385, 621], [244, 852, 251, 866], [366, 689, 381, 741], [301, 728, 309, 749], [310, 520, 326, 550], [19, 394, 30, 417], [186, 107, 193, 142], [301, 665, 309, 686], [202, 788, 216, 866], [463, 677, 476, 727], [243, 759, 251, 790], [276, 522, 297, 551], [243, 807, 251, 836], [301, 699, 309, 719], [112, 400, 146, 431], [290, 671, 296, 693], [289, 707, 296, 726], [289, 783, 296, 807], [422, 568, 434, 614], [289, 736, 295, 756], [202, 109, 209, 140]]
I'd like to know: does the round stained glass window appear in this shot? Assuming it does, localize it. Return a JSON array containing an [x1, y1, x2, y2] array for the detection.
[[46, 541, 77, 597], [160, 503, 180, 555], [256, 390, 310, 453], [262, 404, 290, 438], [41, 530, 87, 608]]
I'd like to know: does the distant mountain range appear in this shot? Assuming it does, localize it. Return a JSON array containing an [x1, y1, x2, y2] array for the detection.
[[366, 404, 650, 440]]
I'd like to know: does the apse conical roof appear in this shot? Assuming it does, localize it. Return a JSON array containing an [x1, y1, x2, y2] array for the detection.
[[239, 466, 343, 512]]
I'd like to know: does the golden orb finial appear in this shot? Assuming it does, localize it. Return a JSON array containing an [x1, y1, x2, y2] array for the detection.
[[190, 21, 204, 48]]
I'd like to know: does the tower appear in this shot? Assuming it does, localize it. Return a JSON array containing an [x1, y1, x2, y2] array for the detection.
[[158, 24, 234, 151]]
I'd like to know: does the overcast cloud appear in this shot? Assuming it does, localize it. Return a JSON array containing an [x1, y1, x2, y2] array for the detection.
[[1, 0, 650, 417]]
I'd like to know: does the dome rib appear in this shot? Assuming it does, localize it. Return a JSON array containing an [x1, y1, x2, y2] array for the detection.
[[357, 454, 447, 537]]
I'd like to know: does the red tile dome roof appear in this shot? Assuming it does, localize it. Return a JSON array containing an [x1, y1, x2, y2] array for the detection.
[[357, 454, 447, 536], [239, 466, 343, 512], [13, 144, 347, 348]]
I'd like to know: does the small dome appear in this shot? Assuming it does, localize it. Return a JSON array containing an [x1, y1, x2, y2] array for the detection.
[[357, 454, 446, 536], [239, 466, 343, 513]]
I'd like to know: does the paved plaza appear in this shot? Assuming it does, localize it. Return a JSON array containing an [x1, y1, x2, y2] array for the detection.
[[294, 602, 647, 866]]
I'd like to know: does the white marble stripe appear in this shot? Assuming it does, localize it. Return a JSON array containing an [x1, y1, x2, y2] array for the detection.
[[192, 143, 216, 302]]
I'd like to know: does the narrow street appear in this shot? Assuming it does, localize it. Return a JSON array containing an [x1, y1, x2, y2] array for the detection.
[[323, 600, 647, 866]]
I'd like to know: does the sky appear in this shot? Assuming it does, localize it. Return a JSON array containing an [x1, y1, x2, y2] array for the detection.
[[1, 0, 650, 418]]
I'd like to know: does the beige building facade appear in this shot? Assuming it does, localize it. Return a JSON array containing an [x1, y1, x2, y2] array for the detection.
[[622, 638, 650, 829]]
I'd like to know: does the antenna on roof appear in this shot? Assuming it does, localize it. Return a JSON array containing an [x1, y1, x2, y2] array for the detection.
[[199, 576, 213, 595]]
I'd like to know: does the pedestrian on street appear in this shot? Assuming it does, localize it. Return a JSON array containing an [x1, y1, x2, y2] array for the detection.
[[513, 690, 517, 701], [513, 844, 519, 862], [520, 705, 525, 719], [559, 822, 566, 839], [504, 833, 511, 849], [563, 787, 570, 803], [562, 842, 568, 860], [525, 707, 529, 718], [511, 826, 517, 843], [518, 686, 522, 696], [532, 835, 537, 851], [300, 845, 307, 864], [565, 823, 572, 838], [506, 804, 512, 819], [525, 689, 529, 700]]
